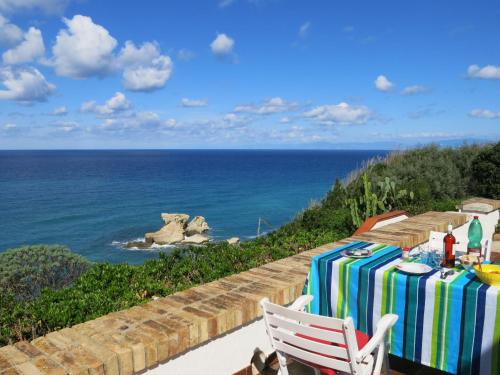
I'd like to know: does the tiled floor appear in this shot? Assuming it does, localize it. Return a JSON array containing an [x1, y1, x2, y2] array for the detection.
[[242, 355, 450, 375]]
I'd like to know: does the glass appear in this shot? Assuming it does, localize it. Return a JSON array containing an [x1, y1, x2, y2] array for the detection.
[[431, 251, 443, 269], [418, 246, 442, 269]]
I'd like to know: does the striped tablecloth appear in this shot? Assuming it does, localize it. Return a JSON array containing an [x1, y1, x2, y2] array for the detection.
[[303, 241, 500, 375]]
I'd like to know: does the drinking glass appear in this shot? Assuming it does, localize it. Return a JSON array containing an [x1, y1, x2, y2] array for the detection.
[[430, 251, 443, 269]]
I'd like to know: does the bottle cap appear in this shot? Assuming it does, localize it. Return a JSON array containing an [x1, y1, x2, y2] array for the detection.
[[474, 215, 479, 219], [447, 224, 453, 233]]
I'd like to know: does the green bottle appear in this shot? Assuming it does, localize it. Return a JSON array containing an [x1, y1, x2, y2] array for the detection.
[[467, 216, 483, 256]]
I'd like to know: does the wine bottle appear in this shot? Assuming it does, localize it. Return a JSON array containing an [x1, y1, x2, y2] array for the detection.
[[442, 224, 456, 268]]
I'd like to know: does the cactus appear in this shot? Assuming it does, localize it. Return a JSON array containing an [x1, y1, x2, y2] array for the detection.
[[346, 173, 413, 228]]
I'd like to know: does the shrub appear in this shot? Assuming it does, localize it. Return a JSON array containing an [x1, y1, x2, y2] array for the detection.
[[0, 245, 91, 301], [323, 178, 347, 209], [469, 142, 500, 199], [357, 144, 483, 201]]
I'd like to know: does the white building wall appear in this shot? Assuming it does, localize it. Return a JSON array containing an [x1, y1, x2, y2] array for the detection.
[[147, 319, 272, 375]]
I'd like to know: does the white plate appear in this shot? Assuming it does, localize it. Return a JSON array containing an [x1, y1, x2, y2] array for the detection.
[[341, 249, 373, 258], [395, 263, 433, 275]]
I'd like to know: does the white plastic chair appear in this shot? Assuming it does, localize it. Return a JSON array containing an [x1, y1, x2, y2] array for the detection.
[[260, 296, 398, 375]]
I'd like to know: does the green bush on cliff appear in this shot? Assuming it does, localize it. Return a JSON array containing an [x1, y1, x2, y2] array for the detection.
[[348, 144, 483, 202], [343, 144, 486, 216], [0, 245, 91, 301], [469, 142, 500, 199]]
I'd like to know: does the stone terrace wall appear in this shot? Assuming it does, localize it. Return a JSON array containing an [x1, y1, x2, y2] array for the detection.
[[0, 211, 467, 375]]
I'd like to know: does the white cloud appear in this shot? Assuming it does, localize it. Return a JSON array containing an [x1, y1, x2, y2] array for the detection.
[[299, 22, 311, 38], [210, 33, 234, 56], [0, 0, 68, 14], [468, 108, 500, 119], [181, 98, 208, 107], [190, 113, 251, 132], [401, 85, 428, 95], [117, 40, 159, 67], [80, 92, 131, 115], [105, 92, 131, 112], [219, 0, 235, 8], [122, 55, 172, 92], [51, 106, 67, 115], [267, 126, 338, 144], [374, 75, 393, 92], [0, 14, 22, 45], [177, 48, 196, 61], [343, 25, 354, 33], [221, 113, 247, 126], [280, 116, 291, 124], [80, 100, 97, 113], [4, 123, 16, 129], [117, 41, 173, 92], [408, 106, 444, 119], [53, 120, 79, 132], [467, 64, 500, 80], [47, 16, 173, 91], [219, 0, 235, 7], [303, 102, 373, 125], [234, 97, 298, 114], [3, 27, 45, 64], [51, 15, 117, 79], [0, 66, 55, 103], [99, 111, 177, 132]]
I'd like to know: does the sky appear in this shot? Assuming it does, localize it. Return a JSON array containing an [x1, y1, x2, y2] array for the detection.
[[0, 0, 499, 149]]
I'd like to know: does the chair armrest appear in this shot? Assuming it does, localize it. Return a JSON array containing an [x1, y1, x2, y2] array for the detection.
[[289, 295, 314, 311], [355, 314, 398, 363]]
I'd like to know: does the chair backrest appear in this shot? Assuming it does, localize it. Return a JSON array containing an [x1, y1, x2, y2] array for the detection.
[[428, 231, 446, 252], [260, 298, 361, 375]]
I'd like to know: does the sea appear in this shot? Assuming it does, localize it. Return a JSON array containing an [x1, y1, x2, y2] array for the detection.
[[0, 150, 388, 264]]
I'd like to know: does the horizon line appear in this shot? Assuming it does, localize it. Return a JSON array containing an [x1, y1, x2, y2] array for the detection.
[[0, 147, 396, 152]]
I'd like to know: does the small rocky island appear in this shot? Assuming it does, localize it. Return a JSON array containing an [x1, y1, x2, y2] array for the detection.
[[126, 213, 241, 249], [126, 213, 211, 249]]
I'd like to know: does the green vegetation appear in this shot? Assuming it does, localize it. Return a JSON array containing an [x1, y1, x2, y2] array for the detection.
[[469, 142, 500, 199], [0, 142, 497, 346], [339, 143, 486, 216], [345, 173, 413, 227], [0, 245, 90, 301]]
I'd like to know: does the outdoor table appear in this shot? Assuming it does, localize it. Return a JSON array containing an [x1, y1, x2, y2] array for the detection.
[[303, 241, 500, 375]]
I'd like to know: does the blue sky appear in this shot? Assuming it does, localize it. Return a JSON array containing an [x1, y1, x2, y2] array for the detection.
[[0, 0, 499, 149]]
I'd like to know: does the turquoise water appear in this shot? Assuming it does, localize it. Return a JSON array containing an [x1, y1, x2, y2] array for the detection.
[[0, 150, 388, 264]]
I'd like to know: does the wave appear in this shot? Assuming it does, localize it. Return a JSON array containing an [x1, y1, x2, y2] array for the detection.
[[110, 238, 176, 251]]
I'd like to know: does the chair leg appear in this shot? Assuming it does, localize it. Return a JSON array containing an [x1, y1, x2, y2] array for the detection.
[[382, 342, 390, 375], [276, 351, 290, 375]]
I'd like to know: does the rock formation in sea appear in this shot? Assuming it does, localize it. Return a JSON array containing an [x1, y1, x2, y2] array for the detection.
[[185, 216, 210, 235], [182, 234, 210, 244], [145, 221, 185, 245], [226, 237, 240, 245], [127, 213, 210, 248]]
